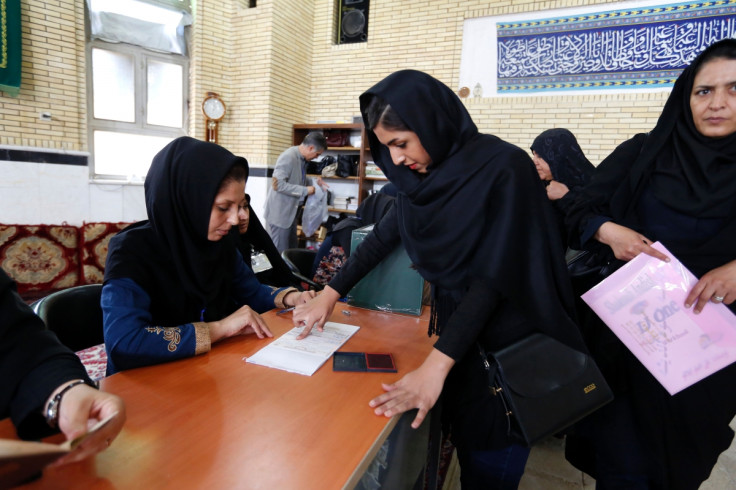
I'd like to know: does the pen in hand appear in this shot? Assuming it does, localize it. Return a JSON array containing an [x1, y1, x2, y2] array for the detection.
[[277, 306, 295, 315]]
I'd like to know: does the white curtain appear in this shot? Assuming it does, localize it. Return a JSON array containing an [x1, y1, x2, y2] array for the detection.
[[87, 0, 192, 55]]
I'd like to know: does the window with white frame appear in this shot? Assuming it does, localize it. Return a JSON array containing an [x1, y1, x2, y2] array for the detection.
[[86, 0, 192, 181]]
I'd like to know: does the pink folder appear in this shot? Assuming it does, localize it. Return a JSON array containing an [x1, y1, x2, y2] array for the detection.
[[581, 242, 736, 395]]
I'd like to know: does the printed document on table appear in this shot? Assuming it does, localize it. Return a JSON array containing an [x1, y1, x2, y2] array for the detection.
[[582, 241, 736, 395], [246, 322, 360, 376]]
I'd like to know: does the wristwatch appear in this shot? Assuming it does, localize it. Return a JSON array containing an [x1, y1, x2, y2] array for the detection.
[[45, 379, 90, 428]]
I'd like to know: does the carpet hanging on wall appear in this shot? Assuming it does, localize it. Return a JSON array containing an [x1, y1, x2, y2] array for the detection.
[[0, 0, 21, 97]]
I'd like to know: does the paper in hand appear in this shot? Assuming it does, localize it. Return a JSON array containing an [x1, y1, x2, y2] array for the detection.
[[0, 412, 119, 488], [581, 242, 736, 395]]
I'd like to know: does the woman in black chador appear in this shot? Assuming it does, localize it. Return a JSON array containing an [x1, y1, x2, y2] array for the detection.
[[565, 39, 736, 488], [530, 128, 595, 241], [292, 70, 586, 488]]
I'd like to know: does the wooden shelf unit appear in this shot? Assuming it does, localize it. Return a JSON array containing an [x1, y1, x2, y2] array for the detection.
[[293, 122, 378, 206]]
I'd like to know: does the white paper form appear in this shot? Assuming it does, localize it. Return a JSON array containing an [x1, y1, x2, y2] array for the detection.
[[245, 322, 360, 376]]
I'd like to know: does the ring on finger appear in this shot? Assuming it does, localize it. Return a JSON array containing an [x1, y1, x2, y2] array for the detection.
[[713, 295, 725, 302]]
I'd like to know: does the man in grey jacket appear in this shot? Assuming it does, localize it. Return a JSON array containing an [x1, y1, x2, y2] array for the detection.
[[264, 132, 327, 252]]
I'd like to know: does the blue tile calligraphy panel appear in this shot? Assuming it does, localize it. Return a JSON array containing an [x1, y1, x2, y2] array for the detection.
[[497, 1, 736, 92]]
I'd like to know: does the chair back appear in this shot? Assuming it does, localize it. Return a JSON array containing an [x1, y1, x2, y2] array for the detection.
[[32, 284, 104, 352], [281, 248, 322, 291]]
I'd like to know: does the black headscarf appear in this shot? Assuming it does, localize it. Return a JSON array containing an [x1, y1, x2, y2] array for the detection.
[[359, 70, 583, 349], [105, 136, 248, 325], [569, 39, 736, 276], [564, 40, 736, 487], [238, 193, 302, 289], [531, 128, 595, 190], [643, 39, 736, 217]]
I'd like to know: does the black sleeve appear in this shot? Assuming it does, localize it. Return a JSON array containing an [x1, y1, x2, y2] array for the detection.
[[0, 271, 92, 440], [328, 205, 401, 296], [565, 134, 648, 249], [432, 278, 501, 361], [554, 191, 576, 218]]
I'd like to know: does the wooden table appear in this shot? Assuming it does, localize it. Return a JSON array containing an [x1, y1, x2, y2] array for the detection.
[[1, 305, 434, 489]]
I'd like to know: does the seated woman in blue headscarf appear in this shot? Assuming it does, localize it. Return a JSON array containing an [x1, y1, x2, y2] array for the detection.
[[103, 137, 313, 375]]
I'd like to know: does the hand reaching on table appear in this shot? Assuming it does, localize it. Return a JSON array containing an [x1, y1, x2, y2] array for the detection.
[[369, 349, 455, 429], [292, 286, 341, 339], [209, 305, 272, 342], [284, 289, 316, 307]]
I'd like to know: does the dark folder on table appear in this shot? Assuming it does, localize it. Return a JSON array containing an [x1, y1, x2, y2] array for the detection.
[[346, 224, 424, 316]]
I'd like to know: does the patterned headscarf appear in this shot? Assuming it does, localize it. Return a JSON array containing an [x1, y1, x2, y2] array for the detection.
[[531, 128, 595, 190]]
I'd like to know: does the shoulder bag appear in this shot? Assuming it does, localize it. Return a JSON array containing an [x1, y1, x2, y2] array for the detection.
[[478, 332, 613, 446], [566, 247, 624, 295], [336, 154, 358, 178]]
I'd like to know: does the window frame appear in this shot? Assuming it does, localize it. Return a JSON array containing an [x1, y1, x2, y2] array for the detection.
[[144, 0, 191, 12], [86, 33, 189, 181]]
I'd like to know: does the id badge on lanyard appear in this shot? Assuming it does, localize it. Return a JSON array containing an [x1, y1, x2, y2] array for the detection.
[[251, 252, 273, 273]]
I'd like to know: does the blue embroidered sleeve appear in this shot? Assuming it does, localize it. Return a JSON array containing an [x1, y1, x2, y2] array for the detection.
[[102, 277, 201, 375], [231, 252, 290, 313]]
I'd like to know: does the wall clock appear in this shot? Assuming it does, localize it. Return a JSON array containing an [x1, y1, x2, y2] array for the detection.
[[202, 92, 226, 143]]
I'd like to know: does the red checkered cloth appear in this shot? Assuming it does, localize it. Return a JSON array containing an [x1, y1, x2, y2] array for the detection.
[[75, 344, 108, 382]]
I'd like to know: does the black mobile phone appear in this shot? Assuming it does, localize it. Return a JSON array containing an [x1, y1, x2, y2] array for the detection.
[[332, 352, 397, 373]]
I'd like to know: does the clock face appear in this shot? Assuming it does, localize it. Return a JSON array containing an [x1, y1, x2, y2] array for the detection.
[[203, 97, 225, 120]]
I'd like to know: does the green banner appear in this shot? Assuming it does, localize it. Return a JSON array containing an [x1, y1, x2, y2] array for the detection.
[[0, 0, 21, 97]]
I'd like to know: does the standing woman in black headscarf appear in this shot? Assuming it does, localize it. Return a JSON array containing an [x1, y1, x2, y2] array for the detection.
[[103, 137, 313, 375], [293, 70, 586, 488], [565, 39, 736, 488], [530, 128, 595, 240]]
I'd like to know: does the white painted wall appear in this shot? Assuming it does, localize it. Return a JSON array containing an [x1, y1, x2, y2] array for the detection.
[[0, 160, 144, 225], [0, 158, 271, 227]]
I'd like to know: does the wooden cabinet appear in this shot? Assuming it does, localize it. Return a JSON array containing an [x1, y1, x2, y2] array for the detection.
[[293, 122, 386, 214]]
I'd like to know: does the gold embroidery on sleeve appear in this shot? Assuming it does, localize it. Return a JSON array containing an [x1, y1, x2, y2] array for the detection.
[[274, 287, 297, 309], [192, 322, 211, 355], [145, 326, 182, 352]]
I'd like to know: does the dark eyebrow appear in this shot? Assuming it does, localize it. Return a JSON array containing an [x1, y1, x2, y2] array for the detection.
[[385, 137, 401, 146], [694, 80, 736, 90]]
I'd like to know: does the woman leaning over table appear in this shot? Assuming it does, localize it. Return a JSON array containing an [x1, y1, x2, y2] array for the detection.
[[293, 70, 587, 489], [564, 39, 736, 489], [102, 137, 313, 375]]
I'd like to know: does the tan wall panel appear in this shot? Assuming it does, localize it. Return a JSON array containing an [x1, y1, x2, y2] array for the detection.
[[1, 0, 86, 150], [1, 0, 672, 167]]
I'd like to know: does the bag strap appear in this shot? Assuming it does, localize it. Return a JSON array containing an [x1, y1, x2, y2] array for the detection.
[[477, 343, 514, 437], [477, 343, 503, 395]]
